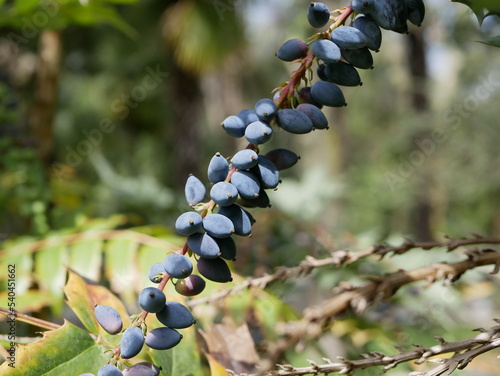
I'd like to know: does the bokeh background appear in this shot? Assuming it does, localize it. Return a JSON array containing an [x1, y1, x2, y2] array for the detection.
[[0, 0, 499, 375]]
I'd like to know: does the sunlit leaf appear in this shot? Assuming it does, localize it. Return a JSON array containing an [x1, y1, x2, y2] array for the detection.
[[0, 320, 109, 375], [0, 289, 53, 313], [138, 244, 165, 287], [63, 270, 100, 334], [205, 353, 231, 376], [63, 269, 130, 335], [69, 239, 103, 281], [104, 238, 138, 304], [0, 244, 33, 295], [34, 243, 68, 315]]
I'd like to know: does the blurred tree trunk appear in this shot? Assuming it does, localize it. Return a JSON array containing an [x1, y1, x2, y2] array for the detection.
[[407, 28, 434, 241], [30, 30, 62, 165], [167, 62, 204, 189]]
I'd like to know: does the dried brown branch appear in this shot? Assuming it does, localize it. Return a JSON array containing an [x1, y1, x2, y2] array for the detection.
[[188, 235, 500, 307], [371, 234, 500, 258], [261, 249, 500, 372], [188, 253, 350, 307], [230, 320, 500, 376]]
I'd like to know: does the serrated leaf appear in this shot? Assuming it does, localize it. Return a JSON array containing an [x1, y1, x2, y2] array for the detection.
[[69, 239, 103, 281], [476, 35, 500, 47], [0, 320, 109, 375], [63, 270, 100, 334], [63, 269, 130, 335]]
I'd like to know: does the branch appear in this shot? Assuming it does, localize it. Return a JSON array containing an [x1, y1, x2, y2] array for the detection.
[[262, 249, 500, 371], [188, 235, 500, 307], [0, 307, 61, 331], [188, 252, 350, 307], [233, 320, 500, 376], [371, 234, 500, 258]]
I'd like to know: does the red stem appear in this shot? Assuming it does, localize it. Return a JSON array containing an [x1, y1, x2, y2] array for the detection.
[[274, 6, 354, 109]]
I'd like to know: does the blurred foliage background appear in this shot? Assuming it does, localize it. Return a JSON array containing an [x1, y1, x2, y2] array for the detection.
[[0, 0, 499, 375]]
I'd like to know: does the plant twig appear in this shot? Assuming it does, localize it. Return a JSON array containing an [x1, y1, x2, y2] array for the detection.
[[0, 307, 61, 331], [371, 235, 500, 258], [229, 320, 500, 375], [261, 249, 500, 371], [188, 235, 500, 307]]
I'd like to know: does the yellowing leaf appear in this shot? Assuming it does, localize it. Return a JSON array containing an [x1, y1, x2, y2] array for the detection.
[[63, 269, 130, 335], [0, 320, 109, 375], [205, 353, 231, 376]]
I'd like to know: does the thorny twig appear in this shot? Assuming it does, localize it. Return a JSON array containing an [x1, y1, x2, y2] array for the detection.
[[260, 248, 500, 372], [227, 320, 500, 376], [188, 235, 500, 307]]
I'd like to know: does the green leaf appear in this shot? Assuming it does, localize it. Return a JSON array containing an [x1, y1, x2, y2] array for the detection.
[[102, 0, 139, 3], [104, 239, 138, 305], [60, 3, 138, 38], [63, 270, 100, 334], [0, 243, 34, 295], [13, 0, 38, 14], [163, 0, 244, 74], [34, 243, 68, 315], [476, 35, 500, 47], [69, 239, 103, 281], [475, 0, 500, 8], [138, 244, 165, 287], [0, 320, 109, 375], [0, 289, 53, 313]]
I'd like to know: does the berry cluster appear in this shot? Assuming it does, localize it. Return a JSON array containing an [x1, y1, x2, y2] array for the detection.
[[81, 1, 425, 375]]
